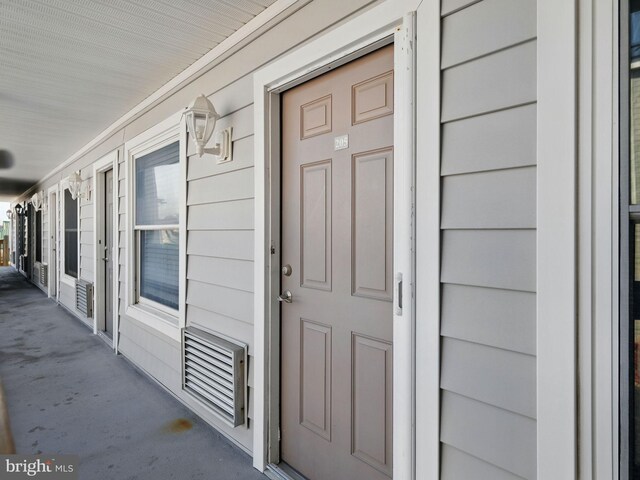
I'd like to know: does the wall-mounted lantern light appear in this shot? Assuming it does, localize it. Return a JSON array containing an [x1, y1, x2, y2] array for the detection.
[[14, 204, 23, 216], [82, 180, 92, 202], [183, 94, 233, 163], [5, 209, 12, 220], [68, 171, 83, 200], [30, 191, 43, 211]]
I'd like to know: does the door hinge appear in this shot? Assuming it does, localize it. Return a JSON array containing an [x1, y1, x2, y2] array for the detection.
[[270, 244, 276, 255]]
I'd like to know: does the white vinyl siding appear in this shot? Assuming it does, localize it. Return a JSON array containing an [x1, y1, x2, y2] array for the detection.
[[438, 0, 538, 478], [79, 173, 94, 283]]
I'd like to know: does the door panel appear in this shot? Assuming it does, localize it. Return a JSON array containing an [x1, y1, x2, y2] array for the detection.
[[50, 193, 57, 298], [351, 333, 392, 476], [352, 147, 393, 300], [280, 45, 394, 480], [300, 160, 332, 291], [104, 169, 114, 337], [300, 319, 332, 440]]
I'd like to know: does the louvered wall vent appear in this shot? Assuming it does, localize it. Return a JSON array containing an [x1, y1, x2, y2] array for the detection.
[[19, 254, 27, 272], [75, 279, 93, 318], [33, 262, 41, 285], [40, 264, 48, 286], [182, 327, 246, 427]]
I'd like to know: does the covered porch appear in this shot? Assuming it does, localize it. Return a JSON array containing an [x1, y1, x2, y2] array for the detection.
[[0, 266, 263, 479]]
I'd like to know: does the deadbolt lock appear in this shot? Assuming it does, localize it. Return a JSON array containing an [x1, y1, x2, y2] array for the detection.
[[282, 264, 292, 276]]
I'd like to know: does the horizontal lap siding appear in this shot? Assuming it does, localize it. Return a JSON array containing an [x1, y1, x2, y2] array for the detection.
[[115, 65, 260, 453], [438, 0, 537, 478], [187, 230, 254, 261], [58, 281, 79, 317], [441, 445, 526, 480], [187, 255, 253, 293], [441, 0, 482, 16], [183, 79, 256, 446], [441, 284, 535, 355], [441, 104, 537, 175]]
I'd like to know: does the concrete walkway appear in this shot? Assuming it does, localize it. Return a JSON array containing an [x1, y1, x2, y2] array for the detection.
[[0, 267, 265, 480]]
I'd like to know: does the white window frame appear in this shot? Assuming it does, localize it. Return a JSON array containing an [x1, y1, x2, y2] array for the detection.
[[252, 0, 428, 478], [60, 176, 80, 287], [35, 205, 43, 264], [124, 112, 186, 341]]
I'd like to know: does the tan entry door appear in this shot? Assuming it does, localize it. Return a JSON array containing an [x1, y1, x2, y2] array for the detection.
[[104, 168, 114, 337], [280, 45, 394, 480]]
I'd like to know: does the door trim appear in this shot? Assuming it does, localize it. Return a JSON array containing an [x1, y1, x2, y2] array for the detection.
[[92, 150, 119, 352], [47, 184, 59, 301], [253, 1, 421, 477]]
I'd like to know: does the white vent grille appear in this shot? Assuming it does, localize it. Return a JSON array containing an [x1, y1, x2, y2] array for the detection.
[[33, 262, 41, 285], [182, 327, 246, 427], [40, 264, 48, 286], [75, 279, 93, 318]]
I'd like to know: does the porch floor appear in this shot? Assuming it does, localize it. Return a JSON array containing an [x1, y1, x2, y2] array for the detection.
[[0, 266, 264, 480]]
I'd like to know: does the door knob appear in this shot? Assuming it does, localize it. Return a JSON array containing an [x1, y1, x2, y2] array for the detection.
[[278, 290, 293, 303]]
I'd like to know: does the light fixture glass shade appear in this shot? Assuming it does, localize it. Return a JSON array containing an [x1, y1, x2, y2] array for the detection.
[[68, 171, 82, 200], [5, 209, 11, 219], [184, 94, 219, 157], [30, 192, 43, 211], [14, 204, 22, 216]]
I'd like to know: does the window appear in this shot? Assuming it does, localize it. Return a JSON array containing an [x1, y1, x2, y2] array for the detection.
[[64, 189, 78, 278], [134, 141, 180, 311], [624, 1, 640, 477], [35, 209, 42, 263], [22, 207, 28, 255]]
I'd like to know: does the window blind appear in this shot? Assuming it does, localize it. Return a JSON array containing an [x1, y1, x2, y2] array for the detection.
[[64, 189, 78, 278], [135, 140, 180, 310]]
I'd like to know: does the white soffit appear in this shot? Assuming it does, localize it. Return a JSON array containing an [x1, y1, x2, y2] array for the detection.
[[0, 0, 277, 199]]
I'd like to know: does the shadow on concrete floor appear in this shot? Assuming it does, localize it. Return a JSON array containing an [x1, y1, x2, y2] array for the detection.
[[0, 267, 265, 480]]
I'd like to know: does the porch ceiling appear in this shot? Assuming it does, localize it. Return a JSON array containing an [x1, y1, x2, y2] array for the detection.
[[0, 0, 276, 201]]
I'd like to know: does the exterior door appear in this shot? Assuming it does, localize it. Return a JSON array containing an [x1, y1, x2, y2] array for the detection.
[[26, 204, 32, 278], [49, 193, 57, 298], [280, 45, 394, 480], [104, 169, 114, 337]]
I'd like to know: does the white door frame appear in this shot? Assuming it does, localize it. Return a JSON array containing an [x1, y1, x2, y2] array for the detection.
[[92, 150, 119, 351], [47, 184, 59, 300], [253, 1, 421, 477]]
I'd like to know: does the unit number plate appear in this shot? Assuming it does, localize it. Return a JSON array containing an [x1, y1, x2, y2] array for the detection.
[[334, 134, 349, 151]]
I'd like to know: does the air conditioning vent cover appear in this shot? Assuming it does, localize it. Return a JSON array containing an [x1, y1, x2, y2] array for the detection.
[[33, 262, 41, 285], [182, 327, 246, 427], [40, 264, 48, 286], [75, 279, 93, 318]]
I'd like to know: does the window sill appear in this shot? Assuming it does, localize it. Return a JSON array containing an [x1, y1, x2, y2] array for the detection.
[[60, 274, 76, 288], [126, 304, 181, 342]]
